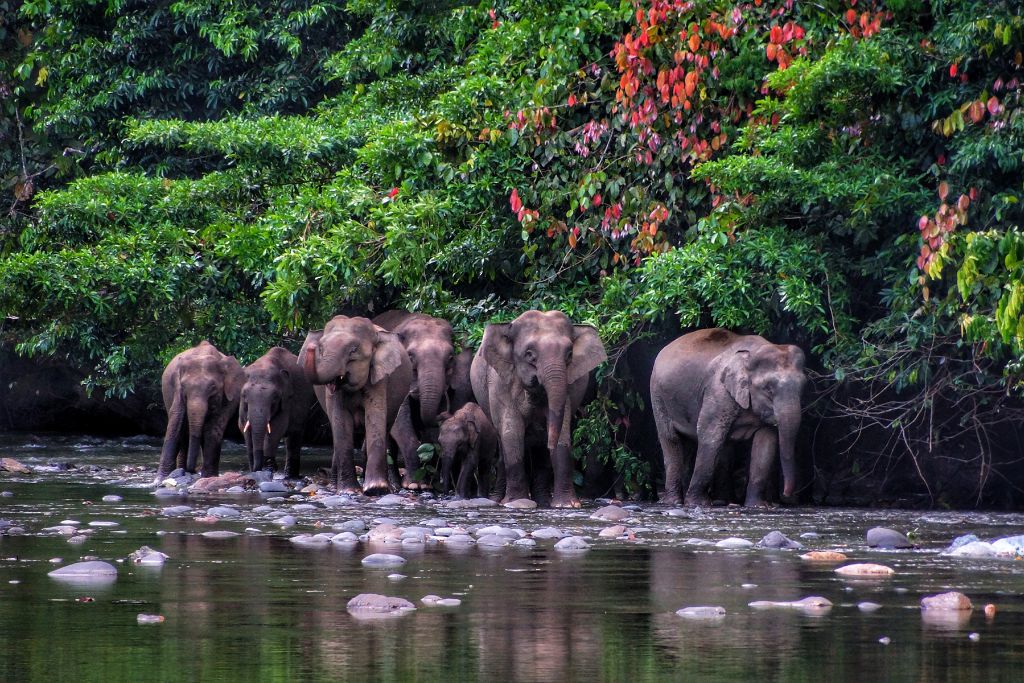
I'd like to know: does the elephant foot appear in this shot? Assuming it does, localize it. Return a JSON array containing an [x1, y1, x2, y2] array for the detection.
[[744, 496, 772, 508], [363, 479, 392, 496], [402, 478, 423, 491], [660, 491, 683, 506], [551, 495, 581, 509], [684, 493, 713, 507], [501, 489, 530, 505]]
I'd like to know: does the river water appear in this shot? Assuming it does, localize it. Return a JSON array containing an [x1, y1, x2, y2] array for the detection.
[[1, 433, 1023, 682]]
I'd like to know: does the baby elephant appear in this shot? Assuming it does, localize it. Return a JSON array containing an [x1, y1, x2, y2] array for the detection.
[[437, 403, 497, 499]]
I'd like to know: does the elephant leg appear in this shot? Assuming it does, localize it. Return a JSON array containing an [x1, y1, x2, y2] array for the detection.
[[657, 425, 690, 506], [362, 383, 392, 496], [745, 428, 778, 507], [455, 453, 474, 500], [284, 431, 302, 479], [390, 398, 423, 490], [326, 393, 359, 493], [711, 442, 736, 505], [686, 417, 731, 507], [498, 417, 529, 503], [550, 407, 580, 508], [476, 450, 492, 500], [157, 397, 185, 481], [492, 447, 506, 501]]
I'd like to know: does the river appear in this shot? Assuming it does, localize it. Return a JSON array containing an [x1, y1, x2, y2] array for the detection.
[[1, 433, 1023, 682]]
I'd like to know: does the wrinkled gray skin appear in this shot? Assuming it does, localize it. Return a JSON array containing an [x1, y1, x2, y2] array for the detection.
[[448, 348, 475, 413], [471, 310, 606, 508], [300, 316, 411, 495], [373, 311, 456, 489], [650, 328, 806, 507], [157, 341, 245, 481], [239, 347, 317, 476], [437, 403, 497, 499]]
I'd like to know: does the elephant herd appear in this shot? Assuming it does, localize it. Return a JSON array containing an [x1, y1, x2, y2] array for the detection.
[[155, 310, 807, 508]]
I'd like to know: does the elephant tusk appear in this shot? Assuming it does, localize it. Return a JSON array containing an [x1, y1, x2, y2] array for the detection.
[[243, 420, 251, 433], [266, 422, 272, 434]]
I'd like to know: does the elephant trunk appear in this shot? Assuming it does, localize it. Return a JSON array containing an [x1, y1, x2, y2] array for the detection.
[[185, 397, 208, 473], [249, 407, 269, 471], [303, 346, 320, 385], [775, 396, 802, 499], [541, 360, 568, 453], [417, 372, 444, 426]]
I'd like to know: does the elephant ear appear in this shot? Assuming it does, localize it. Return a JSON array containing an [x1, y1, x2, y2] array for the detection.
[[720, 350, 751, 409], [222, 357, 244, 404], [371, 330, 406, 385], [278, 364, 295, 400], [465, 416, 480, 449], [785, 345, 806, 371], [568, 325, 607, 385], [480, 323, 514, 374]]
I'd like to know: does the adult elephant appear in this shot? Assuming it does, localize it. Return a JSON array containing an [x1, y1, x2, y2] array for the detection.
[[650, 328, 807, 507], [373, 310, 456, 489], [471, 310, 606, 508], [299, 316, 411, 495], [156, 341, 245, 481], [239, 347, 317, 477]]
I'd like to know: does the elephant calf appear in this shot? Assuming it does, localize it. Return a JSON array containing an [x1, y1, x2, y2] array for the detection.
[[157, 341, 245, 482], [651, 328, 806, 507], [437, 403, 497, 499], [239, 347, 318, 477]]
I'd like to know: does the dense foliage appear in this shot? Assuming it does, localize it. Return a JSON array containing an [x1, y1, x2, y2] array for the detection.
[[2, 0, 1022, 501]]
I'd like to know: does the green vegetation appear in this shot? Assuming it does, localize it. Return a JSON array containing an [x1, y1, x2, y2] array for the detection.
[[2, 0, 1022, 502]]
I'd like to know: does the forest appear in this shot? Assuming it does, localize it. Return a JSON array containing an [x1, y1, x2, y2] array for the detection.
[[2, 0, 1023, 507]]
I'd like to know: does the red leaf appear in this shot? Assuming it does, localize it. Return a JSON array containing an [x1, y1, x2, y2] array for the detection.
[[969, 187, 979, 201], [957, 194, 970, 212], [567, 93, 577, 106], [688, 33, 700, 52], [949, 63, 958, 77], [509, 188, 522, 214], [592, 193, 602, 207], [938, 181, 949, 201], [388, 187, 400, 198], [770, 25, 783, 44], [844, 9, 857, 23], [918, 215, 929, 231], [986, 96, 1001, 116]]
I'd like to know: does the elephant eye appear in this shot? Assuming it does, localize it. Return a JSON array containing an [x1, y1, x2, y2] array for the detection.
[[349, 344, 359, 356], [565, 349, 573, 364], [524, 348, 537, 363]]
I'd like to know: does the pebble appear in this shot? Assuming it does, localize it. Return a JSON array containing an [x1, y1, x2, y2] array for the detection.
[[968, 632, 980, 641], [858, 602, 883, 612], [599, 525, 628, 538], [715, 537, 754, 549], [920, 591, 973, 611], [676, 606, 726, 619], [336, 519, 368, 533], [834, 563, 895, 577], [664, 509, 689, 517], [225, 486, 246, 494], [947, 541, 995, 558], [43, 525, 79, 536], [277, 515, 297, 527], [531, 527, 567, 540], [475, 526, 523, 539], [246, 471, 273, 482], [201, 530, 240, 539], [444, 497, 497, 509], [161, 506, 192, 516], [137, 614, 165, 624], [421, 518, 447, 528], [289, 534, 331, 548], [421, 594, 442, 605], [985, 603, 997, 618], [741, 583, 757, 589], [757, 531, 803, 549], [879, 637, 891, 645], [799, 532, 820, 539], [48, 560, 117, 579], [253, 506, 274, 514], [590, 505, 630, 522], [866, 527, 913, 549], [259, 481, 288, 493], [554, 536, 590, 551], [503, 498, 537, 509], [129, 546, 169, 565], [437, 598, 461, 607], [748, 596, 832, 612], [514, 538, 537, 547], [0, 491, 13, 498], [387, 574, 406, 581], [49, 558, 62, 564], [59, 520, 80, 526], [800, 551, 847, 562], [444, 534, 474, 546], [319, 496, 350, 508], [153, 487, 185, 498], [207, 506, 240, 519], [372, 517, 399, 526], [346, 593, 416, 616], [68, 535, 88, 544], [361, 553, 407, 567], [290, 504, 317, 513], [101, 495, 123, 503]]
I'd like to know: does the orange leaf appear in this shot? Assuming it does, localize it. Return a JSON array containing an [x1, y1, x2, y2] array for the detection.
[[688, 33, 700, 52], [938, 181, 949, 201], [568, 231, 577, 248]]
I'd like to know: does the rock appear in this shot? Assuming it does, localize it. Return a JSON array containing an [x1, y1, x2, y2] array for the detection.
[[947, 534, 980, 551], [991, 535, 1024, 557], [259, 481, 289, 493], [799, 532, 820, 539], [554, 536, 590, 551], [437, 598, 461, 607], [368, 524, 402, 542], [101, 495, 123, 503], [968, 632, 980, 641], [444, 497, 497, 509], [866, 527, 913, 549], [376, 494, 409, 506], [336, 519, 368, 533], [921, 592, 973, 611], [421, 595, 442, 605], [879, 637, 891, 645], [276, 515, 297, 527], [207, 506, 240, 519], [361, 553, 407, 567], [88, 521, 119, 527], [664, 508, 690, 517], [129, 546, 169, 565], [319, 496, 351, 508], [301, 484, 319, 494], [443, 534, 474, 546], [154, 488, 185, 498], [676, 606, 726, 620], [225, 486, 245, 494], [290, 503, 317, 513], [68, 535, 88, 544], [834, 563, 895, 577], [476, 534, 510, 548], [757, 531, 803, 549], [190, 472, 246, 492], [388, 573, 406, 580], [748, 596, 833, 612], [799, 551, 848, 562], [474, 526, 523, 539], [514, 538, 537, 547], [0, 458, 31, 474], [0, 491, 12, 497], [43, 525, 79, 536], [48, 561, 117, 580], [346, 593, 416, 616], [947, 541, 995, 558], [590, 505, 630, 522], [531, 527, 567, 540], [201, 530, 240, 539], [137, 614, 165, 624], [245, 470, 273, 482], [858, 602, 883, 612], [599, 525, 628, 538], [503, 498, 537, 510], [715, 537, 754, 549], [161, 505, 192, 516], [421, 518, 447, 528], [290, 534, 331, 548], [331, 532, 359, 544]]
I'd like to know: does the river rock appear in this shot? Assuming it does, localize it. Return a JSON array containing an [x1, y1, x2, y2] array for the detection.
[[154, 487, 185, 498], [758, 531, 803, 549], [503, 498, 537, 510], [476, 534, 510, 548], [376, 494, 409, 506], [436, 598, 461, 607], [346, 593, 416, 616], [137, 614, 165, 624], [101, 495, 123, 503], [800, 551, 848, 562], [444, 534, 474, 546], [591, 505, 630, 522], [599, 525, 628, 538], [921, 592, 973, 611], [368, 524, 401, 542], [514, 538, 537, 547], [201, 530, 240, 539], [129, 546, 169, 565], [331, 532, 359, 544], [676, 606, 726, 619], [88, 520, 119, 527], [336, 519, 368, 533], [554, 536, 590, 551], [858, 602, 883, 612], [191, 472, 246, 492], [947, 534, 980, 550], [207, 506, 241, 519], [43, 525, 79, 536], [866, 527, 913, 549], [68, 535, 88, 544], [361, 553, 407, 567], [531, 527, 567, 540], [834, 563, 895, 577], [319, 495, 351, 508], [48, 561, 117, 579], [948, 541, 996, 558], [421, 594, 442, 605], [444, 497, 497, 509], [259, 481, 289, 493], [290, 503, 317, 513], [277, 515, 297, 527], [161, 505, 193, 517], [664, 508, 690, 517], [244, 470, 273, 483], [0, 458, 31, 474], [749, 596, 833, 612], [716, 537, 754, 549], [991, 535, 1024, 557], [290, 534, 331, 548], [475, 526, 523, 539]]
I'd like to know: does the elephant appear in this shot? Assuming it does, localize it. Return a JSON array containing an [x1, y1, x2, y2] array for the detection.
[[448, 348, 475, 413], [299, 315, 412, 495], [471, 310, 606, 508], [372, 310, 457, 488], [239, 347, 318, 476], [156, 341, 245, 481], [650, 328, 807, 507], [437, 402, 497, 499]]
